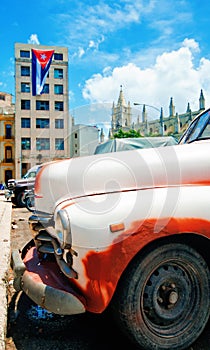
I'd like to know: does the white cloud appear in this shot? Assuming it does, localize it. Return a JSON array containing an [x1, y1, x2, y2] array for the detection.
[[182, 38, 200, 52], [82, 39, 210, 117], [78, 47, 85, 58], [55, 0, 155, 56], [71, 36, 105, 60], [28, 34, 40, 45], [88, 36, 104, 51]]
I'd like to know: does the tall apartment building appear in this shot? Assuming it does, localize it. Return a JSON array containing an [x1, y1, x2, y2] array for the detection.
[[15, 43, 71, 178]]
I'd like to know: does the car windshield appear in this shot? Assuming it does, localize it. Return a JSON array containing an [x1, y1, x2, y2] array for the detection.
[[23, 166, 40, 179], [179, 108, 210, 144]]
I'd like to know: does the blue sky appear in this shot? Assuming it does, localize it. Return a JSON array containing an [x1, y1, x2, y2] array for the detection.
[[1, 0, 210, 131]]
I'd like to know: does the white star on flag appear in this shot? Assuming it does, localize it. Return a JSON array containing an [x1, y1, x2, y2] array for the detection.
[[40, 54, 47, 60]]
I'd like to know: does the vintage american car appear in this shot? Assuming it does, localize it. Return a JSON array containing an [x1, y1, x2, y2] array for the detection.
[[12, 107, 210, 350], [5, 165, 40, 207]]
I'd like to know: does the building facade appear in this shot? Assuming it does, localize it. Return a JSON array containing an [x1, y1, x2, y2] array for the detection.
[[110, 87, 206, 139], [0, 92, 15, 185], [15, 43, 71, 178], [70, 122, 100, 157]]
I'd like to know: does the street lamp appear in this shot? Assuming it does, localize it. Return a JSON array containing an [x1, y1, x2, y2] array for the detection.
[[133, 102, 163, 136], [133, 102, 161, 113]]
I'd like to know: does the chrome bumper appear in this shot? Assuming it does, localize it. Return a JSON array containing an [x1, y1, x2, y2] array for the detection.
[[11, 246, 86, 315]]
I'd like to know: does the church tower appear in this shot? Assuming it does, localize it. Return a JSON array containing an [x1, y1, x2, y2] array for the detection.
[[159, 107, 164, 135], [142, 104, 147, 123], [199, 89, 205, 110], [99, 128, 105, 143], [169, 97, 175, 117], [111, 86, 132, 134]]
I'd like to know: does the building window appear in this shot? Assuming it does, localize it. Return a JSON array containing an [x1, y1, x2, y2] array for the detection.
[[36, 101, 49, 111], [21, 82, 30, 93], [5, 170, 13, 184], [20, 50, 30, 58], [55, 101, 64, 111], [21, 138, 31, 150], [55, 138, 64, 150], [36, 138, 50, 150], [54, 68, 63, 79], [54, 53, 63, 61], [5, 124, 12, 138], [21, 66, 30, 76], [36, 118, 50, 128], [54, 84, 63, 94], [74, 133, 77, 138], [42, 84, 49, 93], [21, 100, 30, 110], [21, 118, 31, 128], [0, 95, 5, 101], [55, 119, 64, 129], [5, 146, 12, 162]]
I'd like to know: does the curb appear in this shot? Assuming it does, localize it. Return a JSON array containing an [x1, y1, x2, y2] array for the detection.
[[0, 193, 12, 350]]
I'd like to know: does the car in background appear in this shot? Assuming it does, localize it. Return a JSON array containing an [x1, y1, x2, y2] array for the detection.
[[12, 108, 210, 350], [5, 165, 41, 207]]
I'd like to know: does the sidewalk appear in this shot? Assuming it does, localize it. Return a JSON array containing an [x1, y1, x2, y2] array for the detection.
[[0, 192, 12, 350]]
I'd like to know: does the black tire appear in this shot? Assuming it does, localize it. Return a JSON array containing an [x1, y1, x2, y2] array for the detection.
[[11, 197, 17, 206], [25, 193, 35, 212], [111, 242, 210, 350], [16, 191, 26, 207]]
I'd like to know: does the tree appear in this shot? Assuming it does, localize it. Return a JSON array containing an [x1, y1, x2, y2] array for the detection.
[[113, 129, 142, 138]]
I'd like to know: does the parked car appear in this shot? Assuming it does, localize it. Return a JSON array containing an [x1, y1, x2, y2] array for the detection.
[[24, 188, 35, 212], [5, 165, 41, 207], [12, 107, 210, 350]]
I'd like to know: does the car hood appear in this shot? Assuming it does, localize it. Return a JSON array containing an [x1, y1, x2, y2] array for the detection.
[[34, 142, 210, 214]]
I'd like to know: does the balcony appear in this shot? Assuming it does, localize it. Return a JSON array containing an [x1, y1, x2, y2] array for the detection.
[[3, 136, 15, 141], [1, 158, 15, 164]]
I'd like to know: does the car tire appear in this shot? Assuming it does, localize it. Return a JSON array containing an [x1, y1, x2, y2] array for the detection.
[[11, 197, 17, 206], [25, 193, 35, 212], [16, 191, 26, 208], [111, 242, 210, 350]]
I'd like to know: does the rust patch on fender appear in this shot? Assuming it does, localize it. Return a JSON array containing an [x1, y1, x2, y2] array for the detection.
[[80, 217, 210, 313]]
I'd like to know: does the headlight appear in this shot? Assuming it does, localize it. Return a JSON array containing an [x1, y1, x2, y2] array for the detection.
[[55, 209, 72, 249]]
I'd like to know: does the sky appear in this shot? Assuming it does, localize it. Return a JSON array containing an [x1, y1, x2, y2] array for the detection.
[[1, 0, 210, 133]]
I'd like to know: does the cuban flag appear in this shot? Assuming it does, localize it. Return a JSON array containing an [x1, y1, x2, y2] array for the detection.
[[32, 49, 54, 96]]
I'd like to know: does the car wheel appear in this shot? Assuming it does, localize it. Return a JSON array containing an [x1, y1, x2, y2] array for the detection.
[[16, 191, 26, 207], [25, 194, 35, 212], [11, 197, 17, 206], [111, 242, 210, 350]]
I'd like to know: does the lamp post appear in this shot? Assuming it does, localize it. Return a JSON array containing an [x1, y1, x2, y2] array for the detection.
[[133, 102, 161, 113], [133, 102, 163, 136]]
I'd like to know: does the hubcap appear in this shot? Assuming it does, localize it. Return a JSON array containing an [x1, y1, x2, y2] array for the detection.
[[142, 264, 192, 327]]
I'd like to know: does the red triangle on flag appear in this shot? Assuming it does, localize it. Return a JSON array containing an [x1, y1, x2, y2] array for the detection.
[[32, 49, 54, 69]]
